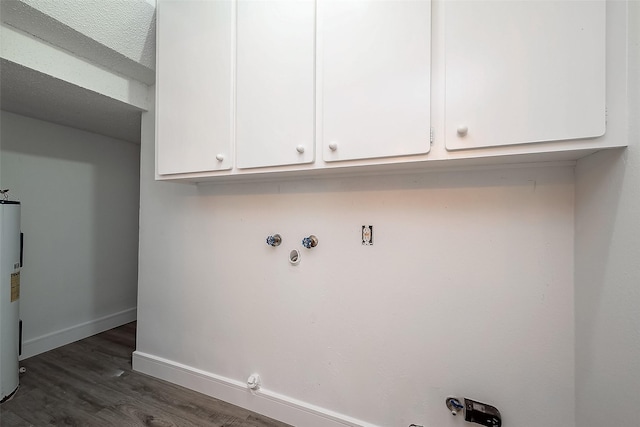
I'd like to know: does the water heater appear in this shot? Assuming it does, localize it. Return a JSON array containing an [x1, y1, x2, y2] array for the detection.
[[0, 199, 21, 402]]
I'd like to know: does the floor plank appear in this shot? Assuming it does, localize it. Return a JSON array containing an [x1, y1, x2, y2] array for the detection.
[[0, 323, 291, 427]]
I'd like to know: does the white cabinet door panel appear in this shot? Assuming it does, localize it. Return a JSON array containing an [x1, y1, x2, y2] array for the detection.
[[444, 0, 606, 150], [236, 0, 315, 169], [157, 0, 233, 174], [321, 0, 431, 162]]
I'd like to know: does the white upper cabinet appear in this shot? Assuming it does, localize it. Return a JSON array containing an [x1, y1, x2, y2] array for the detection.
[[320, 0, 432, 162], [235, 0, 315, 169], [155, 0, 621, 182], [156, 0, 233, 175], [444, 0, 606, 151]]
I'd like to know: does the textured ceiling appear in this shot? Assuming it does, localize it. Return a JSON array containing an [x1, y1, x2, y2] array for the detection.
[[0, 0, 155, 143], [1, 59, 142, 143], [23, 0, 156, 68], [1, 0, 156, 84]]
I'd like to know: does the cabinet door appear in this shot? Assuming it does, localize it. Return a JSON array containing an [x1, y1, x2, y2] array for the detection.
[[236, 0, 315, 169], [156, 0, 233, 175], [444, 1, 606, 151], [321, 0, 431, 163]]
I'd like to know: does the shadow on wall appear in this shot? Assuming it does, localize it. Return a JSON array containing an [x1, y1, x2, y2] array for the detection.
[[195, 159, 588, 199], [575, 147, 628, 354], [574, 146, 640, 426]]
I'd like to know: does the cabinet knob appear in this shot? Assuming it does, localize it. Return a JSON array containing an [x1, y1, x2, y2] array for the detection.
[[296, 145, 305, 154], [456, 125, 468, 137], [328, 142, 338, 151], [216, 153, 225, 161]]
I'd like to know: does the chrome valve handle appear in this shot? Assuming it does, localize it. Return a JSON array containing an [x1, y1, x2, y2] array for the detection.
[[302, 235, 318, 249], [266, 234, 282, 247]]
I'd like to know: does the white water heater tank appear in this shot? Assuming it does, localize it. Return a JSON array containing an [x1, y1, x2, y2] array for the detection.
[[0, 200, 21, 402]]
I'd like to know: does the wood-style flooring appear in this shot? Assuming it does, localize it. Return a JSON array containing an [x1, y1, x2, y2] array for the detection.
[[0, 322, 292, 427]]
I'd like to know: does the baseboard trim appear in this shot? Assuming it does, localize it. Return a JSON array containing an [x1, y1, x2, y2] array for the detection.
[[20, 307, 137, 360], [132, 351, 380, 427]]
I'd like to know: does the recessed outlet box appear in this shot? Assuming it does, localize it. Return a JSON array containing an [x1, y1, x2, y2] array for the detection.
[[362, 225, 373, 245]]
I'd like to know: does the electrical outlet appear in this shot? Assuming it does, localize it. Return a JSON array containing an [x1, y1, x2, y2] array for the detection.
[[362, 225, 373, 245]]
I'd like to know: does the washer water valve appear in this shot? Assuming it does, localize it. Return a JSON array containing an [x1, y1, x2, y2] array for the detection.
[[266, 234, 282, 247], [302, 235, 318, 248], [247, 374, 261, 390]]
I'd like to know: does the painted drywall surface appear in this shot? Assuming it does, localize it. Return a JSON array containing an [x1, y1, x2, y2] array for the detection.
[[21, 0, 157, 68], [574, 149, 640, 427], [137, 102, 576, 426], [2, 0, 156, 83], [0, 111, 140, 356], [0, 23, 149, 110], [0, 22, 148, 143], [574, 2, 640, 425]]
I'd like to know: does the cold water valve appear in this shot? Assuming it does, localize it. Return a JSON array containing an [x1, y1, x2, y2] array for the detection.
[[266, 234, 282, 247], [446, 397, 502, 427], [302, 235, 318, 249]]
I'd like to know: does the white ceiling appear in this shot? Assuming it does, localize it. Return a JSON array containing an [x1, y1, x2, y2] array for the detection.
[[2, 0, 156, 84], [1, 59, 143, 143], [0, 0, 156, 144]]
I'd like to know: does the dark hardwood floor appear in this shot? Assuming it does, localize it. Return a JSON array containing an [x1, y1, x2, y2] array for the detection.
[[0, 323, 291, 427]]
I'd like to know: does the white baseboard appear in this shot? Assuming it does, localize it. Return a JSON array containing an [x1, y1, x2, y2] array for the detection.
[[132, 351, 381, 427], [20, 307, 137, 360]]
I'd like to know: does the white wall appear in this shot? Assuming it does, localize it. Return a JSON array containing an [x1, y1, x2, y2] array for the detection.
[[0, 111, 140, 358], [136, 91, 576, 426], [574, 149, 640, 427], [574, 1, 640, 425]]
